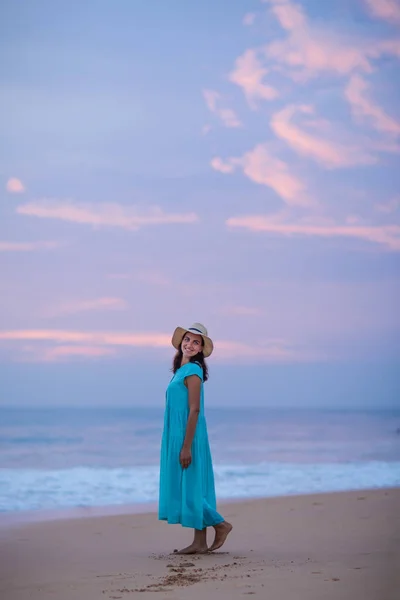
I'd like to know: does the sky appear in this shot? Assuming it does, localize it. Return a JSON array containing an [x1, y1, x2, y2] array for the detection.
[[1, 0, 399, 409]]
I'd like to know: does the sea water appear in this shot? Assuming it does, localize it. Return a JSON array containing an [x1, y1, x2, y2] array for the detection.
[[0, 407, 399, 515]]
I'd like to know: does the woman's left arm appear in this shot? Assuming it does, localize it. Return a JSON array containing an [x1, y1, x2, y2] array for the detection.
[[180, 375, 201, 469]]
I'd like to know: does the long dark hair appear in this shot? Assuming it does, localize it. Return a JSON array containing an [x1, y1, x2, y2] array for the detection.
[[172, 347, 209, 382]]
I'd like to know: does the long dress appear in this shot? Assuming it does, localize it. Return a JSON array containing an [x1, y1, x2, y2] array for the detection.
[[158, 361, 224, 530]]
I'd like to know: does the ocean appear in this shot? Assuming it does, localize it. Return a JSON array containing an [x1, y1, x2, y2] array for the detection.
[[1, 407, 399, 516]]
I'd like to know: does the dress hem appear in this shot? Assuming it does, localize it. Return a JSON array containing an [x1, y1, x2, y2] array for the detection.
[[158, 515, 224, 529]]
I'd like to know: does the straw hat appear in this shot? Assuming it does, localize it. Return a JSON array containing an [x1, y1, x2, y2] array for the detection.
[[171, 322, 214, 358]]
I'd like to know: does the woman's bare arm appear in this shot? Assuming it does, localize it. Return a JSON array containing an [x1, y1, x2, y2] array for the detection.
[[180, 375, 201, 468]]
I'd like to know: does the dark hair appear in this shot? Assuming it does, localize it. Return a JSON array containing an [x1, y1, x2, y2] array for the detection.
[[172, 346, 209, 382]]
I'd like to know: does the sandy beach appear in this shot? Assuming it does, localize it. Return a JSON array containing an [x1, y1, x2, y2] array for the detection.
[[0, 488, 399, 600]]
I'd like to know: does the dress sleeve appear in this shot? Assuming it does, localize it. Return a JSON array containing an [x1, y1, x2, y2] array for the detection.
[[184, 362, 203, 382]]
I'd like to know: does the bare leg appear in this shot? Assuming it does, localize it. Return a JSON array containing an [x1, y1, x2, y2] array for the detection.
[[208, 521, 233, 552], [174, 528, 208, 554]]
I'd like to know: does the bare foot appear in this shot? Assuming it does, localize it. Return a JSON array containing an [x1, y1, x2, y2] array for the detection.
[[173, 543, 208, 555], [208, 521, 233, 552]]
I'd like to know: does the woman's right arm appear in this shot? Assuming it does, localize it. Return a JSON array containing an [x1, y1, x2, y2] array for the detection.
[[180, 375, 201, 468]]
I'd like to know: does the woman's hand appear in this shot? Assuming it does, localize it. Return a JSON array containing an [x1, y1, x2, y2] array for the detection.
[[180, 446, 192, 469]]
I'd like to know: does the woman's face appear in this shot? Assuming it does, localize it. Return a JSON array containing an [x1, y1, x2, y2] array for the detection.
[[181, 332, 203, 358]]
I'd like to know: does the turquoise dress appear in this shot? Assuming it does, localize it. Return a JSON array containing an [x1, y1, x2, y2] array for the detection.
[[158, 361, 224, 530]]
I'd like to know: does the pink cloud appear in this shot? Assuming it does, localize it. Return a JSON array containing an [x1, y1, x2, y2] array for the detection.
[[262, 0, 400, 81], [264, 0, 307, 30], [226, 213, 400, 251], [243, 12, 256, 26], [229, 49, 279, 107], [136, 271, 171, 286], [374, 38, 400, 58], [39, 345, 116, 362], [211, 145, 310, 207], [215, 339, 314, 363], [106, 272, 171, 285], [363, 0, 400, 24], [0, 241, 60, 252], [50, 297, 128, 316], [0, 329, 311, 364], [271, 104, 377, 168], [17, 200, 198, 230], [203, 90, 220, 112], [6, 178, 25, 193], [238, 145, 310, 205], [203, 89, 242, 128], [0, 330, 171, 347], [345, 75, 400, 137], [375, 197, 400, 213], [266, 30, 371, 81], [211, 157, 235, 174]]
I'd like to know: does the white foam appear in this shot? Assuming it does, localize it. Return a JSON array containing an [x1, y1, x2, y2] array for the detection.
[[1, 461, 399, 514]]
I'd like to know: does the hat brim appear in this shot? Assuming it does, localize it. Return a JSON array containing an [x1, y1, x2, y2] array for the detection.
[[172, 326, 214, 358]]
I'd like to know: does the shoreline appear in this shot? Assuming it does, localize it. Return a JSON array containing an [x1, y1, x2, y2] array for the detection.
[[1, 488, 399, 599], [1, 485, 399, 530]]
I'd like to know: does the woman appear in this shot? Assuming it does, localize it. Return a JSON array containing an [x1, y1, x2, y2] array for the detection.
[[158, 322, 232, 554]]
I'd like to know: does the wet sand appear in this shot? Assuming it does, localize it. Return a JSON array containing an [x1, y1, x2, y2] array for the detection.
[[0, 488, 399, 599]]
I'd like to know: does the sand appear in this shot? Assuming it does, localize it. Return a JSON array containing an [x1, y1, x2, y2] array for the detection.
[[0, 488, 399, 600]]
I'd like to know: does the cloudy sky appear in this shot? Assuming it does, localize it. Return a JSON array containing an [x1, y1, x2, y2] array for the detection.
[[1, 0, 399, 408]]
